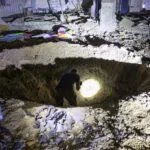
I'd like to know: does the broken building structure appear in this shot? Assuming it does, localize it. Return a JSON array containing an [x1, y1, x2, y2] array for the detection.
[[0, 0, 150, 17], [0, 0, 150, 150]]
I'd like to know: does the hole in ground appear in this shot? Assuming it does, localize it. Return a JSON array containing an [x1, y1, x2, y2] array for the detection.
[[0, 58, 150, 113]]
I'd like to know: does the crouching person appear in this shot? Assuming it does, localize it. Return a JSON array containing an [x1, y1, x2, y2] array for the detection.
[[55, 69, 82, 107]]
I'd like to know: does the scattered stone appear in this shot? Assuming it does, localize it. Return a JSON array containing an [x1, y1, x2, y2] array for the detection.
[[123, 138, 149, 150], [55, 137, 63, 145]]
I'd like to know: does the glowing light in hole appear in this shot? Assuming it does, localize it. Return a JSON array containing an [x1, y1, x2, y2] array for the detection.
[[80, 79, 100, 98]]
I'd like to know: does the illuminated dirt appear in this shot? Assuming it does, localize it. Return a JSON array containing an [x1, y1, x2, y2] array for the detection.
[[0, 58, 150, 108], [0, 39, 149, 150]]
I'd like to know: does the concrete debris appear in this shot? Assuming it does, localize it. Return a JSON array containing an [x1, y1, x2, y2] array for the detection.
[[33, 105, 115, 149], [35, 106, 75, 133], [119, 17, 135, 31], [0, 40, 142, 70], [123, 139, 150, 150], [55, 137, 63, 145], [1, 92, 150, 149], [0, 8, 150, 150]]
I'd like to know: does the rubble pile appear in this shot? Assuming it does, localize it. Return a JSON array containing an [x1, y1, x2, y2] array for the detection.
[[99, 31, 149, 53], [1, 12, 149, 58], [1, 92, 150, 149], [34, 106, 114, 150], [0, 6, 150, 150]]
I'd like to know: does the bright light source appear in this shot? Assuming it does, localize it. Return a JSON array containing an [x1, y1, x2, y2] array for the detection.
[[80, 79, 100, 98]]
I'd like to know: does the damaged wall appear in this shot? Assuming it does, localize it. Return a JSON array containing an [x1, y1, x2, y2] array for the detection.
[[116, 0, 149, 14], [47, 0, 82, 12], [0, 0, 26, 17], [25, 0, 82, 12], [30, 0, 48, 9], [129, 0, 143, 12], [0, 0, 82, 17], [144, 0, 150, 10]]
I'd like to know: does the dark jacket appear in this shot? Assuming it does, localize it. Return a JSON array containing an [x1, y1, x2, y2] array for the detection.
[[56, 72, 81, 90]]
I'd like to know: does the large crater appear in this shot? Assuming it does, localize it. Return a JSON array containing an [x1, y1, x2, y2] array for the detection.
[[0, 58, 150, 109]]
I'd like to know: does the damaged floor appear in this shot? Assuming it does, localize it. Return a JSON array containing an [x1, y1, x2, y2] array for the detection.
[[0, 13, 150, 150]]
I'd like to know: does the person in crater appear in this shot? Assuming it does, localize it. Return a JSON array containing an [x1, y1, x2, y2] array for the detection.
[[55, 69, 82, 107]]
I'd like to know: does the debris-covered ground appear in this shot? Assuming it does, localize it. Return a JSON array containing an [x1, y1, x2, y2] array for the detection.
[[1, 92, 150, 150], [0, 11, 150, 150]]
